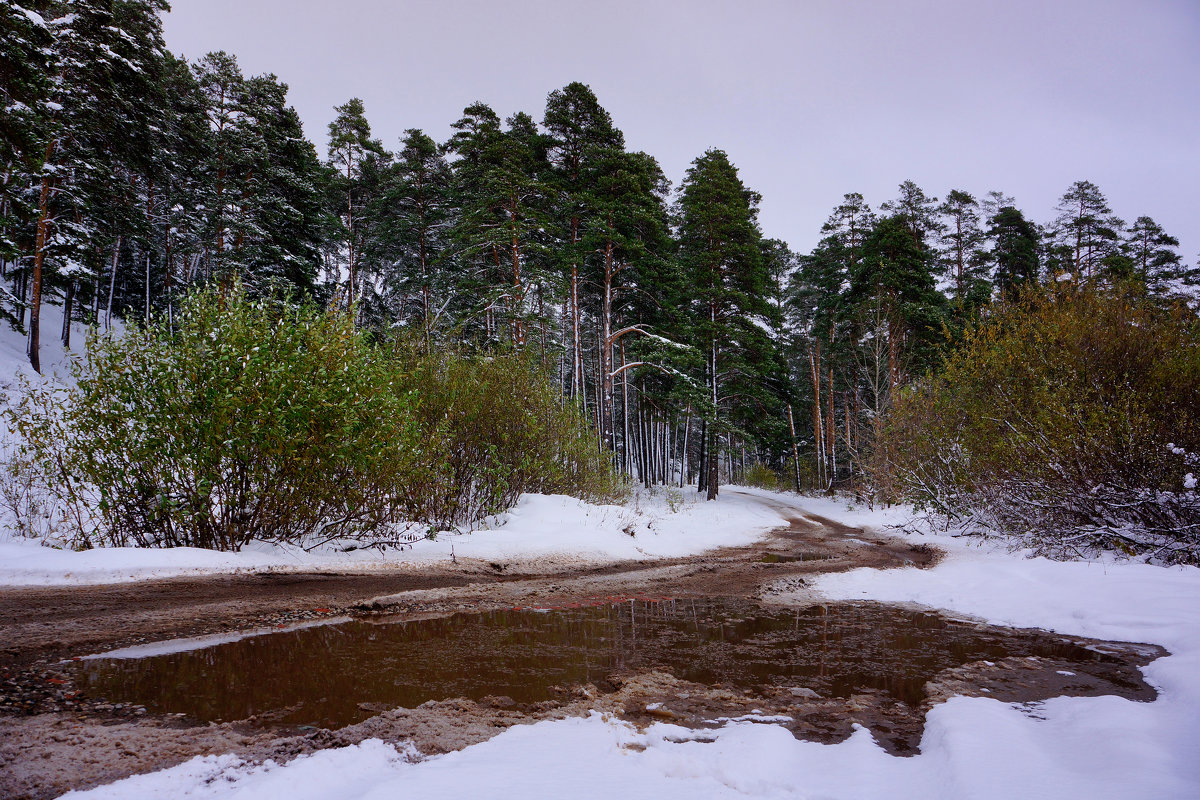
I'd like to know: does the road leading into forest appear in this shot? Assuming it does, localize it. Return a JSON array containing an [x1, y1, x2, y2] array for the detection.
[[0, 490, 932, 669]]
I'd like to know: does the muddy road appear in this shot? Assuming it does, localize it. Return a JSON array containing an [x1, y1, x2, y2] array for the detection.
[[0, 491, 1164, 800]]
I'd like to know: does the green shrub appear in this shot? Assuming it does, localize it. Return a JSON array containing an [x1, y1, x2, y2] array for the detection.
[[10, 285, 419, 550], [875, 286, 1200, 562], [387, 340, 624, 527], [743, 463, 783, 491], [7, 286, 622, 550]]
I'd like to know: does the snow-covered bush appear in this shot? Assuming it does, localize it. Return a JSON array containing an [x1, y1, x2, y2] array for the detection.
[[875, 286, 1200, 563]]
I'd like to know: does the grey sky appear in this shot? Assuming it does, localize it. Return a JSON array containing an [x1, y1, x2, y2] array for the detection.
[[162, 0, 1199, 260]]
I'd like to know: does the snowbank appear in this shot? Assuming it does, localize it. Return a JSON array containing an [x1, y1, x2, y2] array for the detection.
[[0, 489, 786, 586]]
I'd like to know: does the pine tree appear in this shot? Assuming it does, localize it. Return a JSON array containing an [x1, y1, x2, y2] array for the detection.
[[799, 193, 877, 488], [1052, 180, 1123, 282], [882, 180, 944, 248], [988, 206, 1040, 298], [192, 51, 245, 283], [238, 74, 328, 296], [937, 189, 989, 308], [367, 128, 453, 340], [583, 148, 673, 454], [327, 97, 386, 307], [25, 0, 170, 372], [543, 82, 625, 404], [1, 1, 52, 273], [1122, 216, 1183, 297], [850, 214, 946, 393], [677, 149, 773, 499], [446, 103, 550, 347]]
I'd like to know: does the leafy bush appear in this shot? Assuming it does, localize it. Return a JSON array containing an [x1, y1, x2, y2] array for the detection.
[[743, 463, 783, 491], [10, 286, 419, 550], [874, 286, 1200, 563], [6, 286, 622, 550], [387, 340, 625, 528]]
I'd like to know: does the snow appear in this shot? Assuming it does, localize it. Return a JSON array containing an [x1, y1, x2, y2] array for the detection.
[[15, 5, 48, 28], [0, 490, 786, 586], [80, 617, 352, 660], [53, 492, 1200, 800]]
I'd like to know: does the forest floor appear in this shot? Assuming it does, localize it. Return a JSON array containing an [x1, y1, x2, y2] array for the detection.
[[0, 490, 1174, 800]]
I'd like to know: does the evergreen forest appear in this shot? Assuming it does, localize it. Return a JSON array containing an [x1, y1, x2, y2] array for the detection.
[[3, 1, 1198, 559]]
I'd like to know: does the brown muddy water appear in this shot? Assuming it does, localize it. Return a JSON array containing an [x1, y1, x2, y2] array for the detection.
[[70, 598, 1159, 734]]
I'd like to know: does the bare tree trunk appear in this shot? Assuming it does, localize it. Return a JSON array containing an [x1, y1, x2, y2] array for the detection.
[[827, 362, 836, 487], [681, 405, 692, 488], [61, 281, 74, 348], [787, 403, 801, 492], [706, 426, 719, 500], [599, 242, 615, 451], [621, 340, 631, 476], [510, 206, 525, 347], [106, 235, 121, 331], [809, 345, 824, 488], [28, 152, 55, 374]]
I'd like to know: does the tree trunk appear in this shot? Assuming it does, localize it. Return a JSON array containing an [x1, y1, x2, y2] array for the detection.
[[29, 167, 55, 373], [600, 241, 615, 451], [681, 405, 692, 488], [621, 339, 631, 476], [510, 204, 524, 347], [61, 281, 75, 349], [809, 345, 824, 487], [787, 403, 801, 492], [106, 235, 121, 331], [827, 363, 836, 487], [706, 426, 719, 500]]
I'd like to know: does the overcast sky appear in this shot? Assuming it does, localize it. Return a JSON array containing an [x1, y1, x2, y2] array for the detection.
[[161, 0, 1199, 260]]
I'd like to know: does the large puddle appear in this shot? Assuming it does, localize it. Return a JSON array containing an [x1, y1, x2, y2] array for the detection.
[[72, 598, 1160, 742]]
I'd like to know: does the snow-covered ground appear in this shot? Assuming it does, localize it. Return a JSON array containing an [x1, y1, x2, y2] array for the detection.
[[0, 488, 787, 585], [48, 490, 1200, 800]]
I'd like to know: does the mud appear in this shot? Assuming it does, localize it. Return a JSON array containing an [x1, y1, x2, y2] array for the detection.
[[0, 492, 1166, 800]]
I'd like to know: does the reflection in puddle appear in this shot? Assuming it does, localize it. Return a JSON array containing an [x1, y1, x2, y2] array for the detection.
[[760, 552, 833, 563], [73, 599, 1157, 731]]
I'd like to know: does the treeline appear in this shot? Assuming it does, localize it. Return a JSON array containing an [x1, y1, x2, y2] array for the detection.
[[4, 1, 1198, 505]]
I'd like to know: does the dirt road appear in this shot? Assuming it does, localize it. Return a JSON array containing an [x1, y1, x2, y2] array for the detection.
[[0, 491, 1161, 800]]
